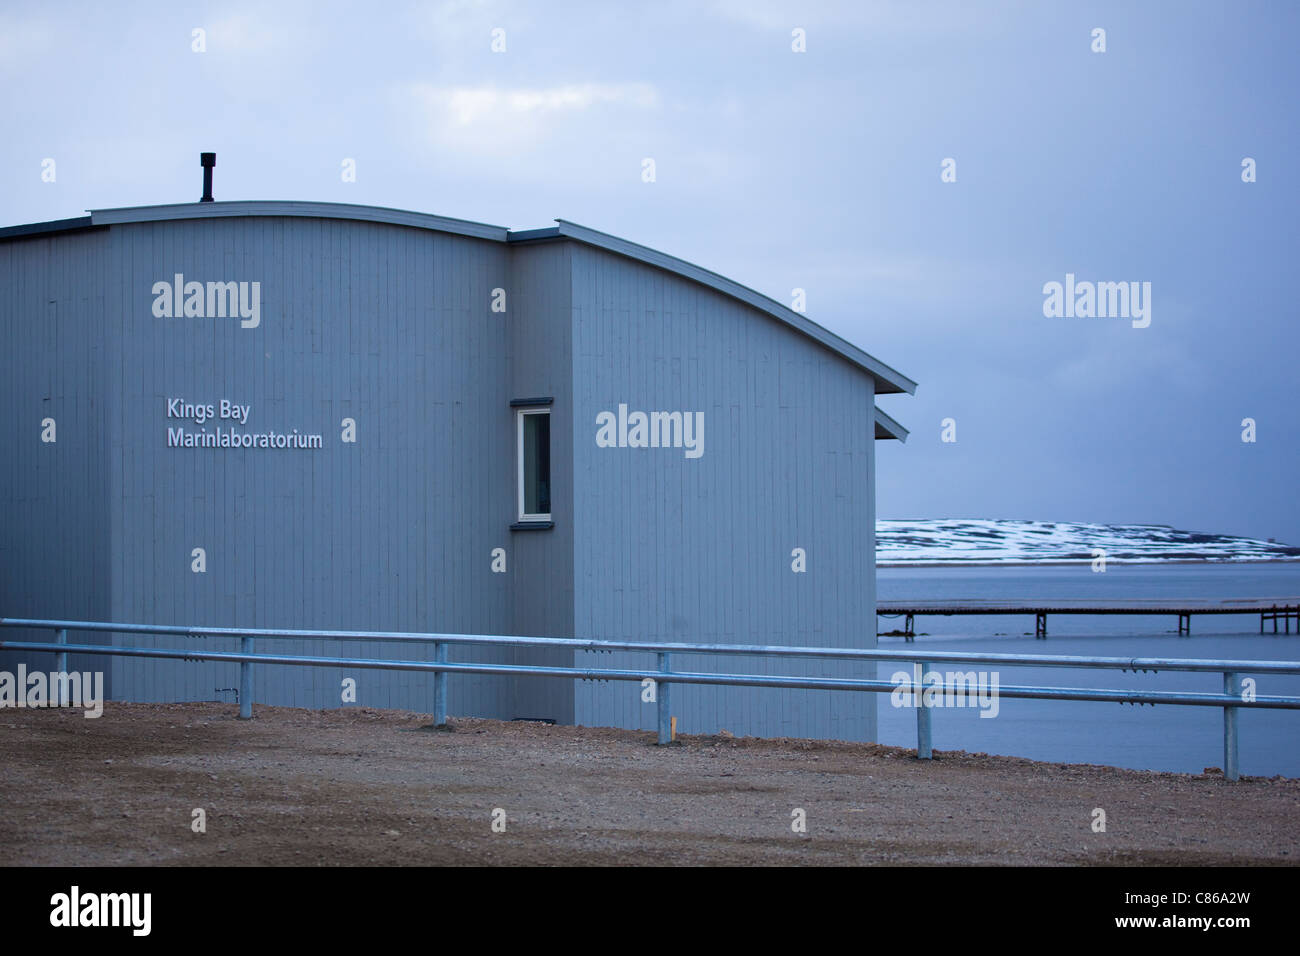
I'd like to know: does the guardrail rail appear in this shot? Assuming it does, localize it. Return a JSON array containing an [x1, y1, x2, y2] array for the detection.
[[3, 617, 1299, 782]]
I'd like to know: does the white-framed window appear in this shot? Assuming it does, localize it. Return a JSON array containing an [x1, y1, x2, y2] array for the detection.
[[516, 407, 551, 522]]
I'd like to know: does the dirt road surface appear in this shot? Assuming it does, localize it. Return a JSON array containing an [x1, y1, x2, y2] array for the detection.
[[2, 702, 1296, 865]]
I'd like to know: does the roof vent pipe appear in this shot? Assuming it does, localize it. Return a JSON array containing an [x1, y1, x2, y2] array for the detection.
[[200, 152, 216, 202]]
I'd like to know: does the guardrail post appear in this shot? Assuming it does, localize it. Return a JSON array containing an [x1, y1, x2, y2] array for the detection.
[[1222, 671, 1239, 782], [239, 636, 253, 719], [657, 652, 673, 745], [433, 641, 448, 727], [55, 628, 68, 707], [915, 661, 933, 759]]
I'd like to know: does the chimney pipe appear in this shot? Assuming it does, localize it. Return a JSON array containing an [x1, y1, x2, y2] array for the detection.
[[200, 152, 216, 202]]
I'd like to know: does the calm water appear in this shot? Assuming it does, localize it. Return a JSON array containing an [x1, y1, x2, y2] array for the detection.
[[875, 564, 1300, 776]]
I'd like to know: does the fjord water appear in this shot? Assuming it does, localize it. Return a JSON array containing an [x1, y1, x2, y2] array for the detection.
[[875, 563, 1300, 777]]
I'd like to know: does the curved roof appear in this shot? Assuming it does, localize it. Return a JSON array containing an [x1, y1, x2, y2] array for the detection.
[[2, 199, 917, 395], [88, 199, 510, 242]]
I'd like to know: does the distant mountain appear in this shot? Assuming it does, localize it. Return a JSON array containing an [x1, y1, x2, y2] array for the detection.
[[876, 519, 1300, 566]]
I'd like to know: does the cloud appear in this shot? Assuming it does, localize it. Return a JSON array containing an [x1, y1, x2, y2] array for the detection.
[[1047, 332, 1205, 392], [204, 13, 280, 54], [0, 13, 53, 69], [709, 0, 991, 33], [402, 81, 661, 165], [414, 82, 659, 127]]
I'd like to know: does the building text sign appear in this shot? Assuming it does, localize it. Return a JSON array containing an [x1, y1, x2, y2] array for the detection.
[[165, 398, 323, 449]]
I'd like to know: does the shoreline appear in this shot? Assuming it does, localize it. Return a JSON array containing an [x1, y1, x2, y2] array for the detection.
[[879, 558, 1300, 569]]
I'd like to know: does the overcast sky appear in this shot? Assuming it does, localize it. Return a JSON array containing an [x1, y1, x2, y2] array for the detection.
[[3, 1, 1296, 543]]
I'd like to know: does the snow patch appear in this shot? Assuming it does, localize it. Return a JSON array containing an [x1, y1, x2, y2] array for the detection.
[[877, 519, 1300, 565]]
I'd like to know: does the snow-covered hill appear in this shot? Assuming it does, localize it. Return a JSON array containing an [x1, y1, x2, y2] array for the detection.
[[876, 519, 1300, 565]]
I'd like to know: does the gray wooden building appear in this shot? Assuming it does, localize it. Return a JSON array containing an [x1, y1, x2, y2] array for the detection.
[[0, 196, 914, 742]]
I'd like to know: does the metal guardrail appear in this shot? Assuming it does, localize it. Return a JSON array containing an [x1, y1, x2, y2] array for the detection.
[[3, 617, 1299, 782]]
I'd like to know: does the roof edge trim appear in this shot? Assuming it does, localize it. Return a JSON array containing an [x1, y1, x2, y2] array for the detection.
[[874, 406, 909, 442], [0, 216, 100, 242], [552, 219, 917, 396], [89, 201, 509, 241], [507, 226, 561, 242]]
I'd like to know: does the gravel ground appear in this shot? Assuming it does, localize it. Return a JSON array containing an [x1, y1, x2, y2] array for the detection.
[[2, 702, 1297, 866]]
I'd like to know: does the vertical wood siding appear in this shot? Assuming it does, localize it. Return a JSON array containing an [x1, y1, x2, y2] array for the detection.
[[0, 230, 115, 685], [5, 217, 520, 716], [568, 244, 878, 742], [506, 242, 575, 722]]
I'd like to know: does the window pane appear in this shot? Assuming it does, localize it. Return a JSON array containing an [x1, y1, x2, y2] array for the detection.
[[523, 412, 550, 516]]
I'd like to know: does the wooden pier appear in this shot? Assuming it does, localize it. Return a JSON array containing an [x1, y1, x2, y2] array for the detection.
[[877, 599, 1300, 640]]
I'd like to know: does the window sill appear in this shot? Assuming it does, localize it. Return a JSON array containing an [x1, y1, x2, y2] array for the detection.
[[510, 520, 555, 531]]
